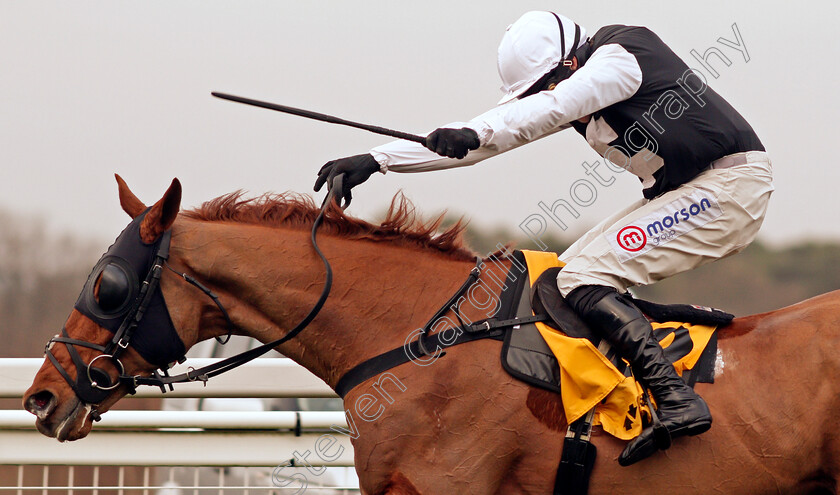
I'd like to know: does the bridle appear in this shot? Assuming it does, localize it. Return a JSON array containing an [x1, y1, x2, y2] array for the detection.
[[46, 229, 174, 405], [45, 180, 340, 412]]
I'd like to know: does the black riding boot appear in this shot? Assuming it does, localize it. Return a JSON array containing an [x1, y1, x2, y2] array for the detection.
[[568, 287, 712, 466]]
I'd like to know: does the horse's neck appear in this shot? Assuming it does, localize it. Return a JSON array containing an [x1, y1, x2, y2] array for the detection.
[[173, 219, 478, 386]]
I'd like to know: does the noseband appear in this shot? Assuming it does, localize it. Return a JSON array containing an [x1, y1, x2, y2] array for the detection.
[[45, 184, 339, 409]]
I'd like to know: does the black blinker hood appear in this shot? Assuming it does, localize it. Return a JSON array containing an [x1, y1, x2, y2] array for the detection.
[[73, 209, 185, 368]]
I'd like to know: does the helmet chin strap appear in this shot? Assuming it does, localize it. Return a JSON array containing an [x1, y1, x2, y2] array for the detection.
[[519, 14, 584, 100], [550, 12, 581, 83]]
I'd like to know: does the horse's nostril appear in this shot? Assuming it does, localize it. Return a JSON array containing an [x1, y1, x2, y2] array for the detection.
[[33, 393, 50, 409], [25, 391, 57, 419]]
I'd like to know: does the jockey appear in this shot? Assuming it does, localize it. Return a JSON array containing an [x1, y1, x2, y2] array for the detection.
[[314, 11, 773, 465]]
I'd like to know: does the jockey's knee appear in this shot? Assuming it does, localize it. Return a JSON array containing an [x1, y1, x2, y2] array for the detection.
[[563, 284, 619, 315]]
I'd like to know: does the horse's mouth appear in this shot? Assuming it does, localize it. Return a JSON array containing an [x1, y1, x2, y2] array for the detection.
[[33, 398, 95, 442]]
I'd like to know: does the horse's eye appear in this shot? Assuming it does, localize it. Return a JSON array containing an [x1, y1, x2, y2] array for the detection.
[[95, 264, 131, 312]]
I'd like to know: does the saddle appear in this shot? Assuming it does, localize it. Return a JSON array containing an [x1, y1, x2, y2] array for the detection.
[[498, 250, 730, 436], [531, 265, 730, 379]]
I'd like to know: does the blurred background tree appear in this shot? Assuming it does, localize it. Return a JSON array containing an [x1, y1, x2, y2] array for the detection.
[[0, 209, 100, 358]]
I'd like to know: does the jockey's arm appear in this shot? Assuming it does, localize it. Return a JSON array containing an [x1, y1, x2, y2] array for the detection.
[[466, 43, 642, 154], [372, 43, 644, 173], [369, 111, 565, 174], [313, 44, 643, 205]]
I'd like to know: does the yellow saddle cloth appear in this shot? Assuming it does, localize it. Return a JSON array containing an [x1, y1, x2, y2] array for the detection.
[[521, 250, 717, 440]]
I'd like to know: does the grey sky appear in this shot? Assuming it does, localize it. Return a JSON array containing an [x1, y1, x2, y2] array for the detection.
[[2, 1, 838, 248]]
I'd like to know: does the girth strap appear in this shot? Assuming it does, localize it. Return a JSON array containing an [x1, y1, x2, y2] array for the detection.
[[335, 325, 507, 399], [554, 408, 597, 495]]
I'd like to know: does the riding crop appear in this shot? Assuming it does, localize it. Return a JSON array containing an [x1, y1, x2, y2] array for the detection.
[[211, 92, 427, 145]]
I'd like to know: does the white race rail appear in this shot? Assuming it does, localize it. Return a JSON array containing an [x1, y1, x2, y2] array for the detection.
[[0, 358, 354, 468]]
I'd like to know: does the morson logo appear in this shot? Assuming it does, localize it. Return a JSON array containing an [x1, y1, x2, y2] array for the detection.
[[645, 198, 713, 236], [616, 226, 647, 251], [606, 193, 722, 262]]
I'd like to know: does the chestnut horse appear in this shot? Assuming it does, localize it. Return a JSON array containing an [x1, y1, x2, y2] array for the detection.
[[23, 177, 840, 494]]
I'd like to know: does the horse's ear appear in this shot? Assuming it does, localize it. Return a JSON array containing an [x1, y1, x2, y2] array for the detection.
[[116, 174, 147, 218], [139, 178, 182, 243]]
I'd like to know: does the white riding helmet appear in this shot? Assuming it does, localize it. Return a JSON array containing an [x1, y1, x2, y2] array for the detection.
[[497, 11, 587, 105]]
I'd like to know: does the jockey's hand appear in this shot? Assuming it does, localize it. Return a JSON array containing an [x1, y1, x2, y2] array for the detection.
[[314, 153, 380, 207], [424, 127, 480, 159]]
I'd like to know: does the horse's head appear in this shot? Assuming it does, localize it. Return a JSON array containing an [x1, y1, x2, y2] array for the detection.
[[22, 175, 192, 441]]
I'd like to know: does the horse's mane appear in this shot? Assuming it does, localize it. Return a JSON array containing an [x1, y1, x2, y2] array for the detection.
[[183, 191, 478, 262]]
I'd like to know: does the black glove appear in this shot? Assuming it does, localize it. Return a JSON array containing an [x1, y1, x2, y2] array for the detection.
[[314, 153, 380, 207], [424, 127, 480, 159]]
